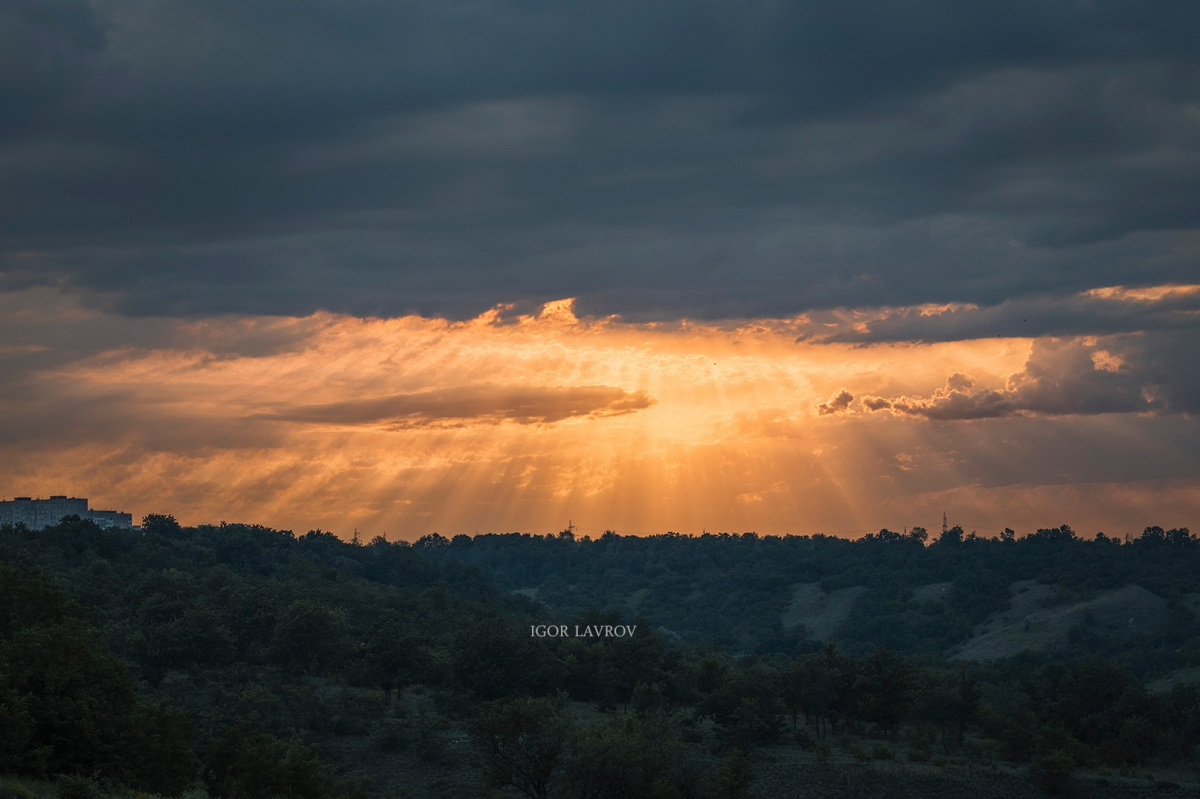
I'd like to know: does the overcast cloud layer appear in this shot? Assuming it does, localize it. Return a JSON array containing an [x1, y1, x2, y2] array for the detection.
[[3, 1, 1199, 535], [3, 0, 1199, 320]]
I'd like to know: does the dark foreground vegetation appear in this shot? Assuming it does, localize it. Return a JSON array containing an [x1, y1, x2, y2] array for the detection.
[[3, 517, 1200, 798]]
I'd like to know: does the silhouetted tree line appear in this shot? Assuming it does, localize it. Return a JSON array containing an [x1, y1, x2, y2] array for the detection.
[[2, 516, 1199, 798], [418, 524, 1200, 665]]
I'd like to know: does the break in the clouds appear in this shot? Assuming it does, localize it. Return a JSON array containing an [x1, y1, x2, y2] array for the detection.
[[3, 0, 1200, 320]]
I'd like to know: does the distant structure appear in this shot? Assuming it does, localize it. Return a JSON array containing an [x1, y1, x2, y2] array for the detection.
[[942, 511, 948, 535], [0, 495, 133, 530]]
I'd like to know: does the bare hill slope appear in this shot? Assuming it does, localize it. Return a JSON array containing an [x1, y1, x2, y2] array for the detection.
[[954, 581, 1171, 661], [781, 582, 866, 640]]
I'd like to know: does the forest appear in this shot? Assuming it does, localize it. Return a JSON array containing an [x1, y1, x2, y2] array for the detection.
[[3, 516, 1200, 799]]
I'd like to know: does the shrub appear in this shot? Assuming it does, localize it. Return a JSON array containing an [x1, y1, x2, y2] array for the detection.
[[0, 783, 37, 799], [54, 776, 103, 799], [704, 751, 754, 799], [179, 789, 211, 799], [413, 712, 449, 762], [1030, 750, 1075, 795], [203, 724, 335, 799], [373, 720, 411, 753]]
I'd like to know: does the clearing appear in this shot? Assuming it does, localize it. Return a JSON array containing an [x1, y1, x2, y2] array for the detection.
[[953, 581, 1171, 661], [781, 582, 867, 640]]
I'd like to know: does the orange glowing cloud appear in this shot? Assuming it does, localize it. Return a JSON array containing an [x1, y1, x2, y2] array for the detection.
[[0, 289, 1196, 539], [1081, 284, 1200, 303], [258, 384, 655, 428]]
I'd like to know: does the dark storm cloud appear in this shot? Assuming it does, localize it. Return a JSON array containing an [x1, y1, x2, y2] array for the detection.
[[863, 332, 1200, 420], [2, 0, 1199, 320], [0, 0, 105, 129], [259, 385, 655, 427]]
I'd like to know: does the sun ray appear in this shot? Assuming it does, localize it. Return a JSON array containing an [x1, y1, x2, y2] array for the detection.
[[0, 289, 1195, 537]]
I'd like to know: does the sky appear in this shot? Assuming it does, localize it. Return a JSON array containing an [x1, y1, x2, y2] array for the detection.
[[2, 0, 1198, 538]]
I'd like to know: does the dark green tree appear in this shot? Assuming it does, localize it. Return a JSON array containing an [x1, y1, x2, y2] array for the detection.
[[467, 696, 572, 799], [856, 647, 914, 738], [269, 599, 348, 674], [204, 724, 336, 799], [699, 664, 783, 747]]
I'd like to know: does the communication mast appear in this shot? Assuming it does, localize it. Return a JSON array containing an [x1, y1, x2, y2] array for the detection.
[[942, 512, 948, 535]]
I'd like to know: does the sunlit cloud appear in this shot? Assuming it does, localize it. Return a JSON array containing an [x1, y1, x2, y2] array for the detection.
[[258, 385, 655, 428], [863, 333, 1197, 419], [0, 289, 1196, 538], [817, 390, 854, 416], [1081, 284, 1200, 303], [819, 283, 1200, 344]]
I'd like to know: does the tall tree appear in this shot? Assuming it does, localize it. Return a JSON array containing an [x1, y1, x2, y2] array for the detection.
[[468, 697, 572, 799]]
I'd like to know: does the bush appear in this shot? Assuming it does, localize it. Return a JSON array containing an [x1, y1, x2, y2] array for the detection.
[[1030, 750, 1075, 795], [413, 712, 449, 762], [705, 751, 754, 799], [373, 720, 411, 753], [907, 749, 930, 763], [203, 724, 335, 799], [179, 789, 211, 799], [0, 783, 37, 799], [680, 718, 705, 744], [54, 776, 103, 799]]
